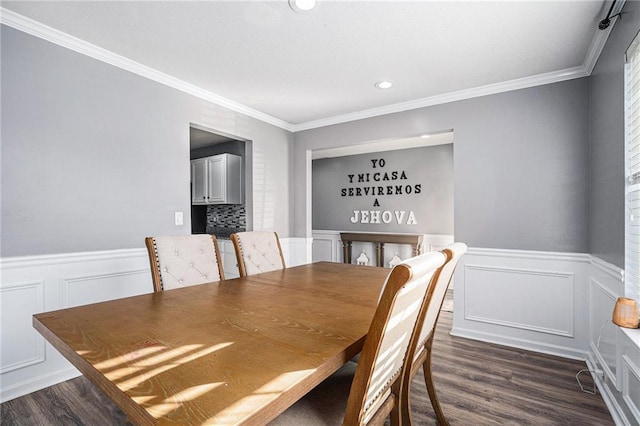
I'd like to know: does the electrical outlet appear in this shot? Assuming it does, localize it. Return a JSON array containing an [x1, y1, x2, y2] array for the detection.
[[175, 211, 184, 226]]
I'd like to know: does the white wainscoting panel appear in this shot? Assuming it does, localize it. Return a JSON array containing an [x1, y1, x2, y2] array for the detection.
[[0, 248, 152, 402], [218, 239, 240, 279], [464, 264, 575, 337], [588, 276, 620, 389], [0, 281, 45, 374], [585, 256, 640, 426], [61, 269, 150, 308], [311, 230, 343, 262], [621, 353, 640, 424], [281, 237, 312, 267], [452, 248, 590, 360]]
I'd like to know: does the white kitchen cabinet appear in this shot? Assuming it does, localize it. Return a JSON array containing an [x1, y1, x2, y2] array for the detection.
[[191, 158, 208, 204], [191, 154, 242, 205]]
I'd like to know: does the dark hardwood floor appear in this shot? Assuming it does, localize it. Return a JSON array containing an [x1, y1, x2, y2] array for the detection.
[[409, 309, 613, 425], [1, 293, 612, 425]]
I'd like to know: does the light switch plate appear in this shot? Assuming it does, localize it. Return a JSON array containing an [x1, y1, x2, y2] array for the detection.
[[174, 211, 184, 226]]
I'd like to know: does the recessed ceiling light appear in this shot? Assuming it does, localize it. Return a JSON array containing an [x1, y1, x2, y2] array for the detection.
[[420, 134, 431, 139], [375, 80, 393, 89], [289, 0, 316, 13]]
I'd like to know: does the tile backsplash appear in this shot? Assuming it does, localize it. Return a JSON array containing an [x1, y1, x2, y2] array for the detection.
[[206, 205, 246, 235]]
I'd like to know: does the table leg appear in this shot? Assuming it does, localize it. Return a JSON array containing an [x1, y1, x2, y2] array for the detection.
[[376, 243, 385, 267], [343, 241, 353, 264]]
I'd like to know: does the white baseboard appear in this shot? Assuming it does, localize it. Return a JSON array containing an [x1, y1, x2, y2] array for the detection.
[[450, 326, 587, 360], [1, 367, 81, 403]]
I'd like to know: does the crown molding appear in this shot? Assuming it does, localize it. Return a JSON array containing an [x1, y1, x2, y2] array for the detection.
[[0, 8, 295, 132], [1, 5, 621, 134], [293, 2, 624, 132], [292, 65, 590, 131]]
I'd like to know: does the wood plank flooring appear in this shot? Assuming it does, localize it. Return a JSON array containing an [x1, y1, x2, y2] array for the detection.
[[1, 295, 613, 425], [408, 310, 613, 425]]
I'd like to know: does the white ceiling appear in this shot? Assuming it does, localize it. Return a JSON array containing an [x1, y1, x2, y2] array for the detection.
[[1, 1, 617, 131]]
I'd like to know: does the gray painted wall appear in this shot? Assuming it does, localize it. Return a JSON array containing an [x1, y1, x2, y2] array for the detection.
[[312, 144, 454, 234], [4, 7, 636, 261], [294, 78, 591, 253], [1, 26, 293, 257], [589, 1, 640, 268]]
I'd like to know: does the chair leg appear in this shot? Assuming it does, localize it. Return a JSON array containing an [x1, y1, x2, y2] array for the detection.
[[399, 362, 417, 425], [389, 403, 402, 426], [402, 350, 435, 426], [422, 337, 448, 426]]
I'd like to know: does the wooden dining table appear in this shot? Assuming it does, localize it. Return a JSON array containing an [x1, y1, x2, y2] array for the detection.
[[33, 261, 389, 425]]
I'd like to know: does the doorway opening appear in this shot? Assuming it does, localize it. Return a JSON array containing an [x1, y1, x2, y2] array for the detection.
[[189, 124, 252, 236], [308, 130, 455, 266]]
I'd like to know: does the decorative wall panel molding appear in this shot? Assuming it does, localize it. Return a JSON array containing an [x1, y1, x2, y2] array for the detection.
[[280, 237, 312, 267], [452, 248, 590, 360], [0, 249, 151, 402], [588, 277, 619, 388], [622, 354, 640, 423], [0, 280, 45, 374], [463, 264, 575, 337], [61, 269, 150, 308]]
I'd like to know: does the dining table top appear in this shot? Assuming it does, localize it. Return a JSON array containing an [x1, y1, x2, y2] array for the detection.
[[32, 261, 390, 425]]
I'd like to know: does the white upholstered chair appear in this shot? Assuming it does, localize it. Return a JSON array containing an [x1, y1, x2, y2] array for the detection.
[[269, 251, 446, 426], [400, 242, 467, 426], [230, 231, 286, 277], [145, 234, 225, 292]]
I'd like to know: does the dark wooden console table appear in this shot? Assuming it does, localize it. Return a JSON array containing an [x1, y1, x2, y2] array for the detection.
[[340, 232, 424, 267]]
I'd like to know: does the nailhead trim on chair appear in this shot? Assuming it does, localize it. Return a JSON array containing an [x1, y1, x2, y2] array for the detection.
[[151, 239, 165, 290]]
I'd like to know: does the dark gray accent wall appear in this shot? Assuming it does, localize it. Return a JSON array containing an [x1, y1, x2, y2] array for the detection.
[[1, 25, 293, 257], [295, 79, 591, 253], [589, 1, 640, 268], [312, 144, 454, 234]]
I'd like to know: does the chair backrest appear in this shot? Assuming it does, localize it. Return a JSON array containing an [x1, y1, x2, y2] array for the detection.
[[412, 242, 467, 361], [344, 251, 446, 425], [145, 235, 225, 292], [230, 231, 286, 277]]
